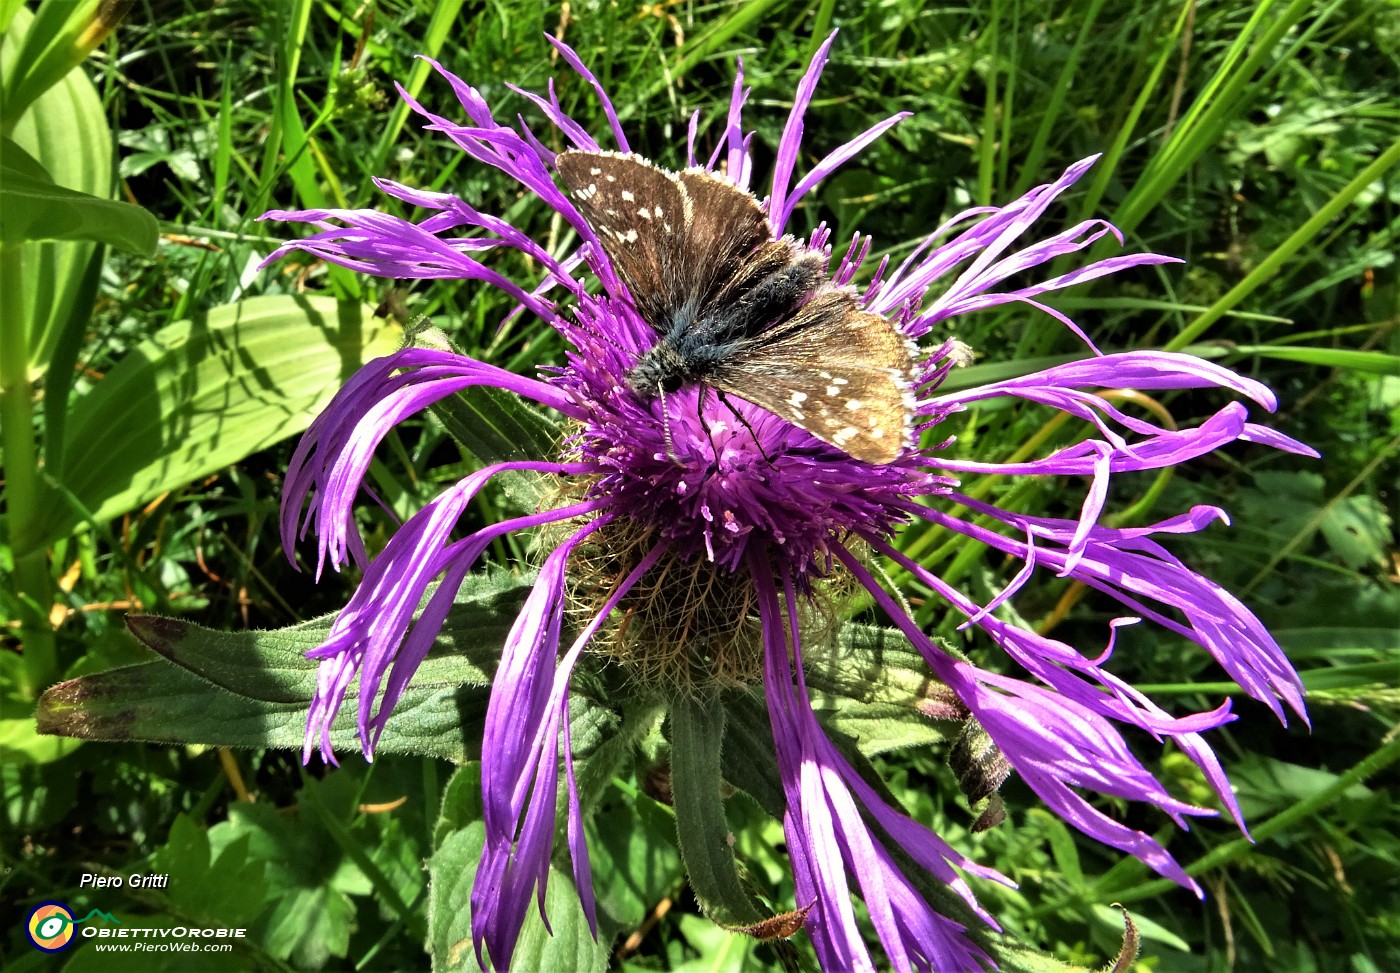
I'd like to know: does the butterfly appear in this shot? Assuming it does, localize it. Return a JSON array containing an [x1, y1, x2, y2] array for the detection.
[[555, 150, 914, 464]]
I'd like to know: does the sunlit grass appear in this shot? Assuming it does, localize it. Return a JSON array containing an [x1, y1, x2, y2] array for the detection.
[[3, 0, 1396, 969]]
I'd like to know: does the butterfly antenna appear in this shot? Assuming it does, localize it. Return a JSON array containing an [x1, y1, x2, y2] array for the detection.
[[658, 380, 681, 464], [694, 386, 723, 465], [715, 390, 774, 465]]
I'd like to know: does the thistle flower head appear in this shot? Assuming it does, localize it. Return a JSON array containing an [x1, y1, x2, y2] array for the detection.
[[263, 32, 1316, 972]]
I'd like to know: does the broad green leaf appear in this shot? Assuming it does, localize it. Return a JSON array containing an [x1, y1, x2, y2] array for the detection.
[[0, 0, 104, 124], [718, 692, 785, 819], [34, 654, 492, 761], [0, 136, 157, 251], [434, 764, 484, 847], [36, 570, 534, 760], [805, 623, 954, 757], [17, 295, 401, 555], [429, 822, 489, 972], [3, 4, 112, 379], [122, 568, 530, 703], [1319, 495, 1392, 570], [433, 375, 561, 468], [147, 814, 267, 929], [406, 320, 560, 472], [587, 792, 684, 930], [1, 756, 80, 835], [670, 913, 755, 971]]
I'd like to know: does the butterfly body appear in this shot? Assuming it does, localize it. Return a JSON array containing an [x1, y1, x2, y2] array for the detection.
[[556, 150, 914, 464], [627, 247, 827, 396]]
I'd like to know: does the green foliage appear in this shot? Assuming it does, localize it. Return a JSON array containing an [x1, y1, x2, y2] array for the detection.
[[2, 0, 1397, 971], [0, 136, 156, 251], [35, 569, 529, 758], [429, 766, 611, 973]]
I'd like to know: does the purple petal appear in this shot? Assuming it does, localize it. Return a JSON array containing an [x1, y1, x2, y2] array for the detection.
[[834, 542, 1209, 894], [751, 553, 1000, 972], [768, 32, 836, 230]]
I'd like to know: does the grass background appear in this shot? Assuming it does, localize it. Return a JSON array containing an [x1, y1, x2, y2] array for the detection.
[[2, 0, 1397, 970]]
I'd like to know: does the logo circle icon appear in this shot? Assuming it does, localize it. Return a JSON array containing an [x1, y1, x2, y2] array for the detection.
[[26, 901, 76, 952]]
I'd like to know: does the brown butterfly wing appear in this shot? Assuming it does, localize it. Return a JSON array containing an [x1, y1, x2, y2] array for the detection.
[[556, 151, 771, 331], [709, 291, 914, 464]]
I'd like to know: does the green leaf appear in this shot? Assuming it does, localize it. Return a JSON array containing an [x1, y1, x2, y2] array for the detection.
[[34, 654, 491, 761], [933, 352, 1084, 394], [987, 939, 1092, 973], [1319, 495, 1392, 570], [805, 622, 954, 757], [428, 820, 607, 973], [0, 715, 81, 764], [122, 568, 529, 704], [18, 295, 402, 555], [0, 0, 105, 125], [1030, 808, 1086, 890], [1091, 904, 1188, 952], [669, 694, 766, 927], [218, 775, 372, 968], [147, 813, 267, 928], [669, 913, 755, 971], [1233, 344, 1400, 376], [434, 764, 485, 847], [35, 570, 534, 759], [3, 4, 112, 379], [586, 791, 684, 930], [406, 320, 560, 468], [2, 751, 81, 834], [718, 691, 785, 819], [0, 136, 157, 251]]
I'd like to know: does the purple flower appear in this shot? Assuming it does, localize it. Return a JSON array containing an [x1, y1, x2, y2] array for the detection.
[[263, 33, 1316, 973]]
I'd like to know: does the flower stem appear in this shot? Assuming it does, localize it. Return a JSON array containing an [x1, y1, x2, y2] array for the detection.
[[0, 244, 57, 696]]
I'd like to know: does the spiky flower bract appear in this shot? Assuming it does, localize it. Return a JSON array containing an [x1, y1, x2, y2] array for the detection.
[[263, 32, 1316, 972]]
